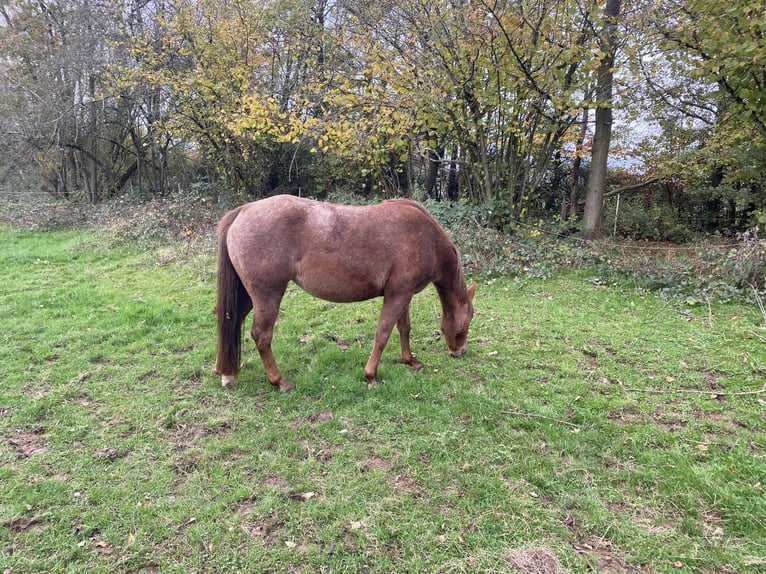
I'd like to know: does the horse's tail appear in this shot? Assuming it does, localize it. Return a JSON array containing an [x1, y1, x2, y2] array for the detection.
[[215, 207, 247, 377]]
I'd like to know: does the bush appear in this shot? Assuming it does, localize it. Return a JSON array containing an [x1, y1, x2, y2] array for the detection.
[[715, 227, 766, 289], [603, 199, 692, 242]]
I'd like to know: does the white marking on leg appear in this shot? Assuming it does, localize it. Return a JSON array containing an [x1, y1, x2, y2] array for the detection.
[[221, 374, 236, 388]]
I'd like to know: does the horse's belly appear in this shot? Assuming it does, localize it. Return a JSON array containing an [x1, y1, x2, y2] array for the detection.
[[294, 259, 384, 302], [294, 275, 382, 303]]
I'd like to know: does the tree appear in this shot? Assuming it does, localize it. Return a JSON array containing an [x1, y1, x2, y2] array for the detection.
[[626, 0, 766, 232], [0, 0, 174, 202], [582, 0, 621, 237], [662, 0, 766, 136], [342, 0, 607, 213]]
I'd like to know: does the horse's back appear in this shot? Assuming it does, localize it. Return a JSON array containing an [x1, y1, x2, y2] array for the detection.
[[223, 195, 452, 302]]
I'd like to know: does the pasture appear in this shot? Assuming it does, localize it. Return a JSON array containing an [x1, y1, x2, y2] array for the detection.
[[1, 225, 765, 573]]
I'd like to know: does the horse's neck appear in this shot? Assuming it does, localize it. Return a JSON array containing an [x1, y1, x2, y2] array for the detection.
[[435, 252, 467, 312]]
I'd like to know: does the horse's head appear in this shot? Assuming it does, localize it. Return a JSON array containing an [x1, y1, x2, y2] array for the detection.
[[441, 282, 476, 357]]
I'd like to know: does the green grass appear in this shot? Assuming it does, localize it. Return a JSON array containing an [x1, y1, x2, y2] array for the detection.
[[1, 226, 765, 573]]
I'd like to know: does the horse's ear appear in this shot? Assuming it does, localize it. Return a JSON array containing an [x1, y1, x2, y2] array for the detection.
[[468, 282, 476, 300]]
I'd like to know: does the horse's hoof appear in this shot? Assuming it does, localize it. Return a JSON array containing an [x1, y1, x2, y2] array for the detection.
[[365, 378, 382, 388], [279, 380, 296, 392], [221, 375, 236, 388], [409, 360, 424, 371], [397, 357, 424, 371]]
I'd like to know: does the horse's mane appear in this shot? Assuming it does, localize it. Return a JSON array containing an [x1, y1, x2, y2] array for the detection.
[[387, 199, 468, 298]]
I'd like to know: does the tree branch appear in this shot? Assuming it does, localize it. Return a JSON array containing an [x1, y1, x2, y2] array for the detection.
[[603, 177, 661, 198], [501, 410, 580, 428], [625, 383, 766, 398]]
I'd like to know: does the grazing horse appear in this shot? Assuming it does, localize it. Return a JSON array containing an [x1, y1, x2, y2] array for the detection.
[[215, 194, 475, 391]]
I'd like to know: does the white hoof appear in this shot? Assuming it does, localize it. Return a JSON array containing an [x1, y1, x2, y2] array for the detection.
[[221, 375, 236, 388]]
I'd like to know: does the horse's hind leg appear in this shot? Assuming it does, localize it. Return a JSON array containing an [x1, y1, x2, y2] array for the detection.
[[250, 290, 296, 392], [396, 304, 424, 371]]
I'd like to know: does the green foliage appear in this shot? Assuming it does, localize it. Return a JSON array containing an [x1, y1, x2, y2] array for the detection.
[[604, 199, 692, 242], [717, 228, 766, 290], [672, 0, 766, 132], [593, 230, 766, 303], [632, 0, 766, 236], [417, 197, 765, 302]]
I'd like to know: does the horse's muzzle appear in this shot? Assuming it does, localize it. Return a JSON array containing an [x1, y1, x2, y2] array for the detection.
[[450, 346, 467, 358]]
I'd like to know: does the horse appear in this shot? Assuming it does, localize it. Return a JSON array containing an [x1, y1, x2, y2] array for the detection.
[[214, 194, 476, 392]]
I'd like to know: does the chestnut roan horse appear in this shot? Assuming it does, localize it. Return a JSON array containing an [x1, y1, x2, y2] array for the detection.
[[215, 194, 476, 391]]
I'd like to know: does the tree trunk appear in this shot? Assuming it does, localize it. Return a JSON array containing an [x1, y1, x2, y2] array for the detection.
[[446, 161, 459, 201], [582, 0, 621, 238], [88, 74, 99, 204], [423, 148, 442, 200], [562, 108, 589, 221]]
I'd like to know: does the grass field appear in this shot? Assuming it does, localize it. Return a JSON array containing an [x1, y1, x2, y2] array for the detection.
[[1, 225, 765, 573]]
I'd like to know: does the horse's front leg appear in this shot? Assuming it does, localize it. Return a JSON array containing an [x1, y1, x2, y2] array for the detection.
[[396, 304, 424, 371], [364, 294, 413, 387], [251, 293, 296, 392]]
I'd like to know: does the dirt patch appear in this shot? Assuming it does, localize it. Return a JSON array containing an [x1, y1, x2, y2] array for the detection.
[[2, 514, 48, 533], [243, 514, 285, 539], [170, 453, 202, 475], [362, 453, 393, 473], [504, 547, 562, 574], [607, 408, 651, 427], [7, 427, 49, 457], [139, 370, 159, 382], [570, 537, 653, 573], [261, 474, 290, 492], [93, 446, 121, 460], [167, 420, 235, 448], [389, 471, 426, 497], [564, 511, 655, 573], [606, 502, 678, 536], [232, 496, 286, 540], [358, 451, 425, 497], [173, 344, 196, 355], [290, 411, 334, 427]]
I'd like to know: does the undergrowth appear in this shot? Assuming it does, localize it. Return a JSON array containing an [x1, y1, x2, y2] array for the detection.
[[2, 191, 764, 302]]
